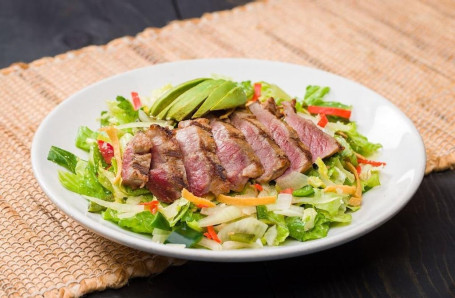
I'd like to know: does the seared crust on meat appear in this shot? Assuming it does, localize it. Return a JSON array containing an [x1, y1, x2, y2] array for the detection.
[[210, 119, 264, 191], [121, 131, 153, 189], [282, 100, 342, 162], [248, 98, 313, 175], [146, 124, 188, 203], [231, 111, 290, 182], [176, 119, 231, 196]]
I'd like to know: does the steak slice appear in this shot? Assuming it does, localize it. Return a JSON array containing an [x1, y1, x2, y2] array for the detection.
[[176, 119, 231, 196], [210, 119, 264, 192], [230, 111, 290, 183], [282, 100, 342, 162], [248, 98, 313, 174], [146, 125, 188, 203], [121, 131, 152, 189]]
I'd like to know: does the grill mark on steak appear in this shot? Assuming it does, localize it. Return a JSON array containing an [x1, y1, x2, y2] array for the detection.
[[230, 111, 290, 182], [121, 131, 153, 189], [176, 119, 231, 196], [248, 98, 313, 175], [282, 100, 342, 162], [210, 119, 264, 191], [146, 124, 188, 203]]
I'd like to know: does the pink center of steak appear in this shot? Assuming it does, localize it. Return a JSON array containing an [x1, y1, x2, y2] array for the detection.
[[210, 120, 263, 192], [248, 99, 312, 174], [230, 112, 290, 183], [282, 101, 342, 162], [176, 119, 230, 196], [146, 125, 188, 203]]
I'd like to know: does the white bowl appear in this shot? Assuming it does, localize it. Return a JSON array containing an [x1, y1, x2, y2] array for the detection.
[[31, 59, 425, 262]]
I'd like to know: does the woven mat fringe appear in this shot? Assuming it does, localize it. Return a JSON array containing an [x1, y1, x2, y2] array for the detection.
[[1, 0, 454, 296]]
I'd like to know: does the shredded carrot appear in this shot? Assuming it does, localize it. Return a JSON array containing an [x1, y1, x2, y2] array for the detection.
[[140, 201, 159, 214], [217, 194, 276, 206], [207, 226, 221, 243], [182, 188, 216, 207], [280, 188, 293, 194], [252, 183, 263, 192], [345, 162, 362, 206], [324, 185, 356, 195], [99, 126, 122, 184]]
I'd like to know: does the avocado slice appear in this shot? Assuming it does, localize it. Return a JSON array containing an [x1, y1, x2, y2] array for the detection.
[[210, 86, 247, 111], [192, 81, 237, 118], [166, 79, 225, 121], [149, 78, 208, 116]]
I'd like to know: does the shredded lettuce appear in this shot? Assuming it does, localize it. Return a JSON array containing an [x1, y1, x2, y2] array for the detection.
[[362, 170, 381, 193], [256, 206, 289, 245], [238, 81, 254, 100], [102, 96, 139, 126], [293, 189, 348, 217], [286, 212, 331, 241], [159, 198, 191, 227]]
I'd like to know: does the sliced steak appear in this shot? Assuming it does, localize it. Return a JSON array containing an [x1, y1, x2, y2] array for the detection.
[[248, 98, 313, 174], [121, 131, 152, 189], [282, 100, 342, 162], [230, 111, 290, 182], [146, 125, 188, 203], [210, 119, 264, 192], [176, 119, 231, 196]]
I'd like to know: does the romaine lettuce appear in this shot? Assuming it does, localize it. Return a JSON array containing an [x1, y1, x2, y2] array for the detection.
[[286, 212, 331, 241], [47, 146, 79, 173], [75, 126, 98, 152]]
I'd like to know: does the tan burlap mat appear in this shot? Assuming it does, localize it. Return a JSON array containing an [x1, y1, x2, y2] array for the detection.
[[1, 0, 454, 296]]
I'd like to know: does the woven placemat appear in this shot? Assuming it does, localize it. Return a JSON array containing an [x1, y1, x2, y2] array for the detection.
[[1, 0, 454, 296]]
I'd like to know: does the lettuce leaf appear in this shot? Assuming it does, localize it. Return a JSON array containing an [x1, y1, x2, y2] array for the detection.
[[238, 81, 254, 100], [362, 170, 381, 192], [58, 160, 110, 200], [103, 209, 171, 233], [256, 206, 289, 245], [286, 212, 331, 241], [293, 189, 348, 216], [344, 123, 382, 157], [302, 85, 350, 109], [75, 126, 98, 152], [258, 81, 292, 104], [102, 96, 138, 126], [47, 146, 79, 173]]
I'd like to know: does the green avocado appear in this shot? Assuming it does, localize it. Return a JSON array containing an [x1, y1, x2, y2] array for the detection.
[[149, 78, 208, 116], [210, 86, 247, 111], [192, 81, 237, 118], [166, 79, 225, 121]]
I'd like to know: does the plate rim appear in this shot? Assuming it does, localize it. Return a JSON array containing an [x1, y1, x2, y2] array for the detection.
[[31, 58, 426, 262]]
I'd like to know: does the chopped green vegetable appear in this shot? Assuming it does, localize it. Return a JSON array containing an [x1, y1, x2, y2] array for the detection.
[[286, 212, 331, 241], [103, 209, 170, 233], [166, 223, 203, 247], [293, 185, 315, 197], [47, 146, 79, 173]]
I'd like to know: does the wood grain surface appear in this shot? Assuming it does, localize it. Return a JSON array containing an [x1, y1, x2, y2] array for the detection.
[[1, 1, 453, 297]]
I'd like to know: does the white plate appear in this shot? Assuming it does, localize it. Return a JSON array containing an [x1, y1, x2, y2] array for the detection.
[[31, 59, 425, 262]]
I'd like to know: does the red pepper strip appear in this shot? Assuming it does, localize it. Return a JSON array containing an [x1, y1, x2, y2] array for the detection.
[[203, 232, 211, 239], [140, 201, 159, 214], [357, 158, 386, 167], [356, 165, 362, 174], [308, 106, 351, 119], [97, 140, 114, 164], [196, 204, 210, 209], [280, 188, 293, 194], [317, 113, 328, 128], [131, 91, 142, 110], [207, 226, 221, 243], [252, 183, 263, 192], [252, 83, 262, 101]]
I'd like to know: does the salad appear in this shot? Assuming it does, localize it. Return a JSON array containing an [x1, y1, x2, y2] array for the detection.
[[47, 78, 384, 250]]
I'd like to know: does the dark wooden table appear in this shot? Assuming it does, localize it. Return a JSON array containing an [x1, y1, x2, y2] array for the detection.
[[2, 1, 454, 297]]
